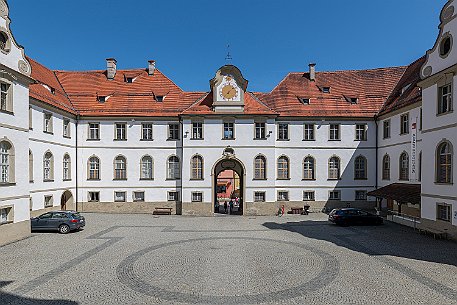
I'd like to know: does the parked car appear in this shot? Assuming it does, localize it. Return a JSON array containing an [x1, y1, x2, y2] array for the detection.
[[31, 211, 85, 234], [328, 208, 383, 226]]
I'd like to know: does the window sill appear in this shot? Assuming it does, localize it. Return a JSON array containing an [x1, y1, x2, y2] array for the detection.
[[63, 135, 71, 139], [399, 132, 409, 136], [114, 201, 126, 203], [277, 178, 291, 180], [302, 139, 316, 141], [140, 139, 154, 141], [254, 201, 266, 203], [87, 178, 101, 181], [327, 178, 341, 181], [133, 200, 145, 203], [88, 200, 100, 203], [436, 110, 453, 117], [87, 139, 100, 141], [113, 178, 127, 181], [355, 139, 367, 142], [354, 178, 368, 180], [328, 139, 341, 141], [434, 182, 453, 185], [221, 138, 235, 140], [43, 179, 54, 182], [399, 179, 409, 181], [302, 178, 316, 181], [381, 178, 390, 181], [253, 138, 267, 140], [276, 139, 290, 141], [43, 131, 54, 135], [0, 221, 14, 226], [29, 180, 34, 183], [166, 178, 181, 181], [277, 200, 289, 202], [191, 201, 203, 203], [139, 178, 154, 181], [382, 136, 391, 140], [303, 200, 316, 202], [0, 182, 16, 187], [190, 178, 204, 181], [253, 178, 267, 181], [63, 179, 72, 182], [0, 109, 14, 115], [190, 138, 204, 140], [113, 139, 127, 141]]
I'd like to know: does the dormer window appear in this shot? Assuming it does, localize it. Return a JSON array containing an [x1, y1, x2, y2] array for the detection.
[[97, 96, 106, 103], [0, 32, 9, 52], [155, 96, 164, 102], [299, 97, 310, 105], [401, 84, 411, 94], [50, 87, 56, 95], [322, 87, 330, 93], [125, 77, 134, 83], [350, 98, 358, 104]]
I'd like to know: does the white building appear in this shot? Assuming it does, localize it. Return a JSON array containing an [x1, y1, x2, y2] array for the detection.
[[1, 0, 456, 245]]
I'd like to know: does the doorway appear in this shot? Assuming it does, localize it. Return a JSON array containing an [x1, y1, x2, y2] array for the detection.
[[60, 190, 74, 211], [213, 158, 244, 215]]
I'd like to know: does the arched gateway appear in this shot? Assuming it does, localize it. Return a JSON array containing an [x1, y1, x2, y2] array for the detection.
[[212, 154, 245, 216], [60, 190, 75, 211]]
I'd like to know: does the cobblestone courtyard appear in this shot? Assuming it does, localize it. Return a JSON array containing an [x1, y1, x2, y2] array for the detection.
[[1, 213, 457, 305]]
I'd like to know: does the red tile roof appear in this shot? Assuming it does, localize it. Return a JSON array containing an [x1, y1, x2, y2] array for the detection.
[[377, 56, 425, 117], [27, 57, 77, 114], [256, 66, 407, 118], [182, 92, 277, 115]]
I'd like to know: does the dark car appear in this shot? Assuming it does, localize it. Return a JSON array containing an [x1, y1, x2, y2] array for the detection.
[[328, 208, 383, 226], [31, 211, 85, 234]]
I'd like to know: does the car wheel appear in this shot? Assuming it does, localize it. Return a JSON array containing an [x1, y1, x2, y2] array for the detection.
[[59, 224, 70, 234]]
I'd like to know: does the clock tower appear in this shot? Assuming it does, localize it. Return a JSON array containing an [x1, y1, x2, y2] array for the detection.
[[210, 65, 248, 113]]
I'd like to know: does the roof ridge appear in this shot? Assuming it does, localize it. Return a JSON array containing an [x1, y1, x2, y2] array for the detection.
[[288, 65, 407, 75], [248, 92, 278, 114], [181, 92, 210, 113], [52, 70, 78, 113]]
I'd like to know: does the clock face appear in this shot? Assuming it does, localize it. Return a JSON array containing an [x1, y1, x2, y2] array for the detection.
[[221, 84, 238, 99]]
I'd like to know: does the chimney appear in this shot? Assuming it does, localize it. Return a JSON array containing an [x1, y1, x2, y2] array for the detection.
[[148, 60, 156, 76], [309, 63, 316, 81], [106, 58, 117, 80]]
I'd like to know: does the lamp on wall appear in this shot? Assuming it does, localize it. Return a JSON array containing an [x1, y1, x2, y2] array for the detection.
[[184, 131, 189, 138], [267, 130, 273, 138]]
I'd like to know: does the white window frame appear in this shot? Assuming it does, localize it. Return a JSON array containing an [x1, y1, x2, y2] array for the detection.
[[254, 191, 266, 202], [278, 123, 289, 140], [133, 191, 145, 202], [329, 124, 340, 141], [303, 191, 315, 201], [88, 123, 100, 140], [63, 119, 71, 138], [303, 123, 315, 141], [329, 190, 341, 200], [168, 123, 180, 140], [141, 123, 153, 141], [191, 121, 203, 140], [191, 192, 203, 202], [115, 123, 127, 140], [168, 191, 179, 202], [88, 191, 100, 202], [277, 191, 289, 201], [43, 112, 53, 134], [114, 191, 126, 202]]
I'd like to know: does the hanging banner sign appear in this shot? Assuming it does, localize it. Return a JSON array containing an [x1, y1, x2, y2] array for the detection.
[[410, 119, 417, 181]]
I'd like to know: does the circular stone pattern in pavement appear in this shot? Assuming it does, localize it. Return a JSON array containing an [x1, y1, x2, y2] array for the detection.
[[117, 237, 339, 304]]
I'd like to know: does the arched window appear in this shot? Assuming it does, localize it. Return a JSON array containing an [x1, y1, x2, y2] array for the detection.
[[328, 156, 340, 180], [0, 140, 14, 183], [43, 151, 54, 181], [254, 155, 266, 180], [382, 154, 390, 180], [277, 156, 289, 179], [303, 156, 315, 180], [167, 156, 180, 179], [0, 32, 7, 51], [114, 155, 127, 180], [88, 156, 100, 180], [63, 154, 71, 180], [29, 150, 33, 182], [437, 142, 453, 183], [354, 156, 367, 180], [191, 155, 203, 180], [140, 155, 153, 180], [399, 152, 409, 181]]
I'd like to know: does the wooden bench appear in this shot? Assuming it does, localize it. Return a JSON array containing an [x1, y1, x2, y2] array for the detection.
[[417, 227, 448, 240], [153, 207, 172, 215], [290, 207, 303, 214]]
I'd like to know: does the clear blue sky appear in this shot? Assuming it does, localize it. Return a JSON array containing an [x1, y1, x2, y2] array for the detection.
[[11, 0, 447, 92]]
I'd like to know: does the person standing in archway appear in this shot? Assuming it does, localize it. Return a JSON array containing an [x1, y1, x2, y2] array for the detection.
[[224, 201, 228, 214]]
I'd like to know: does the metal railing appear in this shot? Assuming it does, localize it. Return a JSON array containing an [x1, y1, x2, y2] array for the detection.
[[386, 210, 421, 229]]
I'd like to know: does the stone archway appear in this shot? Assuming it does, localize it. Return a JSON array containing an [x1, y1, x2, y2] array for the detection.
[[60, 190, 75, 211], [212, 157, 245, 215]]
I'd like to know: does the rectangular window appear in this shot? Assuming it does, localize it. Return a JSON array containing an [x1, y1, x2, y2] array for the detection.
[[438, 84, 452, 114], [114, 191, 126, 202], [192, 122, 203, 139], [0, 207, 10, 224], [63, 119, 70, 138], [400, 113, 409, 135], [383, 120, 390, 139], [168, 191, 179, 202], [278, 123, 289, 140], [329, 191, 341, 200], [437, 203, 451, 222], [88, 123, 100, 140], [355, 124, 367, 141], [115, 123, 127, 140], [277, 191, 289, 201], [329, 124, 340, 140], [29, 106, 33, 130], [0, 83, 9, 112], [254, 191, 266, 202], [168, 123, 180, 140], [44, 195, 53, 207], [223, 122, 234, 139], [141, 123, 153, 140], [133, 191, 145, 202], [88, 192, 100, 202], [303, 124, 315, 141], [191, 192, 203, 202], [255, 122, 266, 139], [303, 191, 315, 201], [355, 190, 367, 200], [43, 113, 53, 133]]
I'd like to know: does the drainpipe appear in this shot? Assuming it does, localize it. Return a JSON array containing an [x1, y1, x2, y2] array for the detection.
[[75, 115, 79, 211], [374, 118, 379, 211], [179, 116, 183, 215]]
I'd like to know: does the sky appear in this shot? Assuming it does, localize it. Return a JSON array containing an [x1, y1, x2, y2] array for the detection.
[[10, 0, 448, 92]]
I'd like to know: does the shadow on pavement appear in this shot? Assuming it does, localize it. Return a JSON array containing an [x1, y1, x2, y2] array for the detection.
[[0, 281, 78, 305], [262, 219, 457, 267]]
